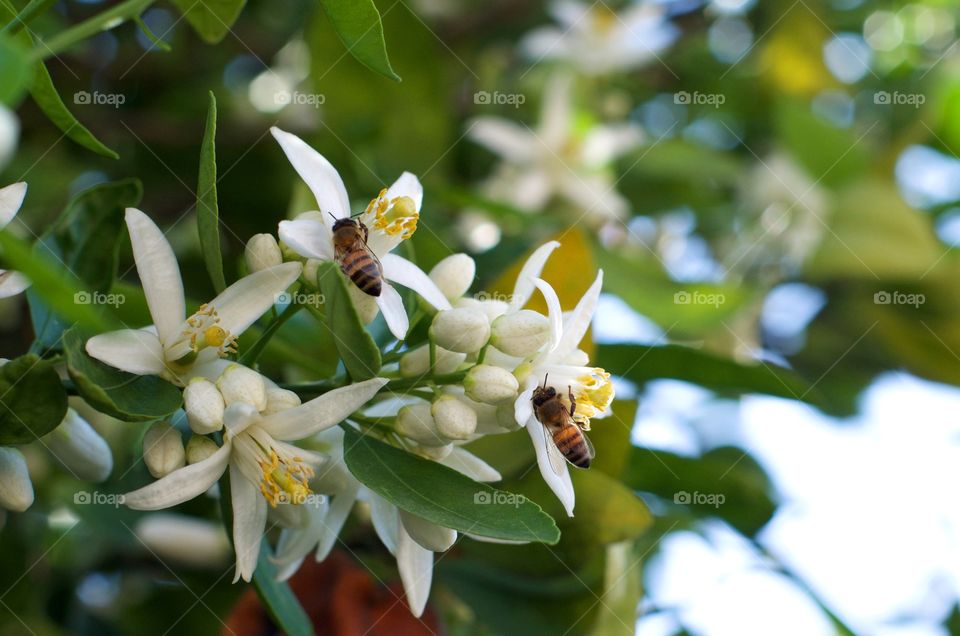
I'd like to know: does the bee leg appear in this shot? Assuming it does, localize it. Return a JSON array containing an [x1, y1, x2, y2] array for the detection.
[[361, 222, 369, 243], [567, 386, 577, 419]]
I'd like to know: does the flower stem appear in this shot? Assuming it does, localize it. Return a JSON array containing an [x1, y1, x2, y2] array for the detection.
[[1, 0, 57, 35], [239, 301, 303, 366], [30, 0, 155, 61]]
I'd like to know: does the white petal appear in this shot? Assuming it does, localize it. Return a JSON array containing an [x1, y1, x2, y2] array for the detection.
[[385, 172, 423, 211], [510, 241, 560, 311], [396, 520, 435, 617], [230, 462, 268, 582], [203, 262, 302, 340], [376, 283, 409, 340], [223, 402, 261, 439], [514, 387, 535, 430], [0, 270, 29, 298], [581, 124, 643, 166], [125, 208, 185, 345], [123, 443, 231, 510], [278, 219, 334, 261], [400, 511, 456, 552], [271, 127, 350, 222], [532, 278, 563, 351], [557, 270, 603, 355], [85, 329, 165, 376], [315, 483, 360, 561], [539, 73, 573, 149], [438, 447, 501, 483], [273, 499, 329, 581], [526, 421, 575, 517], [261, 377, 388, 441], [0, 182, 26, 229], [381, 253, 452, 311], [557, 173, 628, 220], [468, 118, 538, 163], [368, 494, 399, 555]]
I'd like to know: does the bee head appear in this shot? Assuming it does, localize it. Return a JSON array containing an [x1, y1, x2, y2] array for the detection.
[[331, 217, 357, 231], [531, 385, 556, 406]]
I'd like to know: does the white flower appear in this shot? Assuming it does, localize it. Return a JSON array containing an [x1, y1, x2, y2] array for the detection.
[[429, 308, 490, 353], [0, 446, 33, 512], [217, 363, 268, 411], [513, 272, 614, 516], [521, 0, 678, 75], [135, 513, 231, 568], [271, 127, 451, 339], [395, 402, 447, 447], [490, 310, 552, 357], [469, 73, 642, 222], [399, 343, 466, 377], [0, 182, 31, 298], [43, 408, 113, 482], [0, 106, 19, 171], [245, 233, 283, 273], [86, 208, 302, 386], [122, 377, 387, 582]]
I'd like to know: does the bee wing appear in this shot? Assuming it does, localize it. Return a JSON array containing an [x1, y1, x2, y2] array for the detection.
[[541, 424, 567, 477], [358, 226, 384, 275], [582, 430, 596, 461]]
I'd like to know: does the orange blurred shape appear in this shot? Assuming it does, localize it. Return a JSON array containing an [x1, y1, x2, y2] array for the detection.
[[223, 551, 442, 636]]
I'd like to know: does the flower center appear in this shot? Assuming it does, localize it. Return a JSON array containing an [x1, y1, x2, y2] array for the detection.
[[591, 6, 618, 35], [572, 368, 614, 426], [258, 449, 315, 507], [175, 304, 237, 362], [365, 189, 418, 239]]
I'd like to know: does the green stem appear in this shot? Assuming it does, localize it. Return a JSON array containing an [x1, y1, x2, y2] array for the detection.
[[239, 302, 303, 366], [30, 0, 155, 61], [1, 0, 57, 35], [385, 370, 467, 393]]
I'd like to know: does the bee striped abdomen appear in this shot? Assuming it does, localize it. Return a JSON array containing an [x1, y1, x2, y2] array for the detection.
[[340, 250, 382, 296], [553, 425, 591, 468]]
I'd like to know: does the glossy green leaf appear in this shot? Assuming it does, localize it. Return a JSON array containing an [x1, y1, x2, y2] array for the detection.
[[315, 261, 381, 380], [598, 343, 830, 410], [168, 0, 246, 44], [196, 91, 225, 292], [63, 328, 182, 422], [342, 426, 561, 543], [0, 33, 29, 105], [317, 0, 400, 81], [0, 354, 67, 444]]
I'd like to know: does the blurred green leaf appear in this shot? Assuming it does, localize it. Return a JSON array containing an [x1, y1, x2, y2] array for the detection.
[[317, 0, 400, 81], [0, 354, 67, 444], [0, 32, 29, 105], [251, 543, 314, 636], [29, 63, 118, 158], [169, 0, 246, 45], [775, 98, 867, 188], [62, 328, 181, 422], [315, 261, 381, 380], [598, 343, 829, 410], [622, 446, 776, 536], [197, 91, 225, 293], [342, 426, 561, 543]]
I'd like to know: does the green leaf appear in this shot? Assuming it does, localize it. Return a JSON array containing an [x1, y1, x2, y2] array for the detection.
[[598, 343, 830, 410], [27, 179, 141, 352], [251, 542, 314, 636], [28, 62, 118, 158], [622, 446, 776, 536], [0, 354, 67, 444], [342, 426, 561, 544], [315, 261, 381, 380], [0, 230, 117, 334], [0, 33, 29, 105], [317, 0, 400, 81], [196, 91, 225, 293], [62, 328, 182, 422], [169, 0, 246, 45]]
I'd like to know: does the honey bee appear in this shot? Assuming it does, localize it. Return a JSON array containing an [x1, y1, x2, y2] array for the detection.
[[531, 375, 594, 473], [331, 215, 383, 297]]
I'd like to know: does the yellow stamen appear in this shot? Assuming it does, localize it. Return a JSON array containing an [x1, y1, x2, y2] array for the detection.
[[257, 450, 315, 507], [572, 368, 614, 424], [366, 189, 419, 239]]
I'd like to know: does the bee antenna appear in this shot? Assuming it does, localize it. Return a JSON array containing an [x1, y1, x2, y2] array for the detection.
[[326, 211, 338, 222], [542, 373, 549, 389]]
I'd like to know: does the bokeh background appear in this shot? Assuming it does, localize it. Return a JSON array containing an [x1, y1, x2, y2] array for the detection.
[[3, 0, 960, 634]]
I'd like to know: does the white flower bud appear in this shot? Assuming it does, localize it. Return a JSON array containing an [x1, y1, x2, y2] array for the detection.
[[429, 254, 475, 300], [490, 310, 551, 357], [217, 364, 267, 412], [263, 387, 301, 415], [135, 513, 231, 568], [429, 308, 490, 353], [455, 297, 509, 322], [44, 409, 113, 482], [143, 422, 185, 479], [395, 402, 446, 446], [184, 378, 225, 434], [431, 396, 477, 440], [399, 344, 466, 377], [302, 258, 322, 286], [185, 435, 219, 464], [245, 233, 283, 273], [464, 364, 520, 405], [416, 443, 453, 461], [0, 447, 33, 512]]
